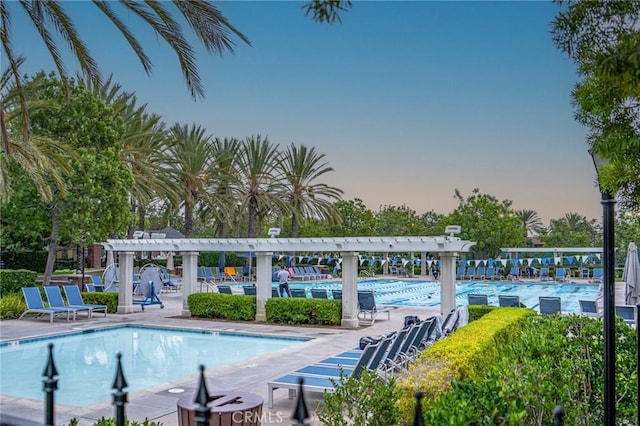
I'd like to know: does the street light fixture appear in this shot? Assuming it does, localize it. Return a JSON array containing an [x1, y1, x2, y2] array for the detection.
[[590, 149, 616, 426]]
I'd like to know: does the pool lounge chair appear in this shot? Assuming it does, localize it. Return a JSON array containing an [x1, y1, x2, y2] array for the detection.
[[272, 287, 280, 297], [242, 285, 257, 296], [63, 285, 107, 317], [217, 285, 233, 295], [19, 287, 74, 323], [331, 289, 342, 300], [456, 266, 466, 280], [267, 337, 384, 408], [615, 305, 637, 325], [467, 294, 488, 305], [474, 266, 486, 280], [498, 295, 521, 307], [579, 300, 599, 318], [310, 288, 328, 299], [290, 288, 307, 298], [555, 267, 568, 282], [44, 285, 93, 319], [539, 296, 561, 315], [592, 268, 603, 283], [357, 290, 390, 324], [539, 267, 550, 281], [463, 267, 476, 280]]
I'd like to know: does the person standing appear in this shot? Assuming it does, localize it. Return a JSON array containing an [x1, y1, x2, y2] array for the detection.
[[277, 265, 290, 297]]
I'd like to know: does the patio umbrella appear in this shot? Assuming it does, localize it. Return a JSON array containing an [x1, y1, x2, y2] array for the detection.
[[622, 242, 639, 305], [166, 251, 175, 271]]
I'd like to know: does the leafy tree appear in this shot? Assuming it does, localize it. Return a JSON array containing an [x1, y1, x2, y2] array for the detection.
[[7, 73, 132, 283], [552, 1, 640, 211], [420, 210, 447, 236], [540, 212, 597, 248], [279, 143, 343, 237], [374, 204, 426, 236], [327, 198, 375, 237], [615, 209, 640, 265], [446, 189, 525, 259]]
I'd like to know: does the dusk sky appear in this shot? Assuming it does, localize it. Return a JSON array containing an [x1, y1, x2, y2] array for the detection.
[[10, 1, 603, 225]]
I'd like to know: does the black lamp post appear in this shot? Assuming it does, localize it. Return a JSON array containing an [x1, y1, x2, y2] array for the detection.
[[590, 150, 616, 426]]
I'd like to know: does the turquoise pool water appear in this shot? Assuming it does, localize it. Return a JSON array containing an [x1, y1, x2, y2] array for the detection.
[[0, 325, 305, 406], [282, 279, 600, 313]]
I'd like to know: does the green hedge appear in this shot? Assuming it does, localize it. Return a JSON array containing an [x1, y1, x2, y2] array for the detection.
[[0, 269, 38, 296], [187, 293, 342, 325], [0, 293, 27, 318], [82, 292, 119, 313], [467, 304, 496, 322], [188, 293, 256, 321], [266, 298, 341, 325], [397, 307, 536, 421]]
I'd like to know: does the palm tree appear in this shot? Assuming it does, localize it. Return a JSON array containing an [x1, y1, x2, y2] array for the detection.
[[1, 1, 249, 147], [234, 135, 288, 238], [515, 209, 544, 237], [164, 123, 218, 237], [279, 143, 343, 237]]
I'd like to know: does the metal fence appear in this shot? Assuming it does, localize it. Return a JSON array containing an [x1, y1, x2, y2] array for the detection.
[[0, 343, 566, 426]]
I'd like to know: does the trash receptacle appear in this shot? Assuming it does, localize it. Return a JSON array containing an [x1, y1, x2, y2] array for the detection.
[[177, 390, 263, 426]]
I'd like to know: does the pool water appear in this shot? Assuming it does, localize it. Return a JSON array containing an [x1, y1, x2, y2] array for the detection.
[[285, 279, 600, 313], [0, 325, 305, 406]]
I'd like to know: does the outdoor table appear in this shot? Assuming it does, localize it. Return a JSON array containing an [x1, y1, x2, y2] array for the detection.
[[177, 390, 263, 426]]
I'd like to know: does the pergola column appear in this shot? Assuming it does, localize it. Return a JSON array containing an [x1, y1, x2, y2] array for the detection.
[[420, 252, 427, 276], [255, 252, 273, 322], [117, 251, 136, 314], [439, 252, 458, 315], [341, 251, 359, 329], [181, 251, 199, 317]]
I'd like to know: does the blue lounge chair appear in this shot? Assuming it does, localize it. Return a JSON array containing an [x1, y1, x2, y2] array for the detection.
[[464, 267, 476, 280], [615, 305, 636, 325], [310, 288, 328, 299], [357, 290, 390, 324], [91, 275, 105, 292], [509, 266, 520, 279], [290, 288, 307, 298], [44, 286, 93, 319], [267, 337, 382, 408], [592, 268, 603, 283], [19, 287, 74, 323], [539, 267, 550, 281], [467, 294, 488, 305], [498, 295, 521, 307], [63, 285, 107, 317], [331, 289, 342, 300], [475, 266, 486, 280], [217, 285, 233, 295], [539, 296, 561, 315], [555, 267, 568, 282], [579, 300, 599, 317], [456, 266, 466, 280], [272, 287, 280, 297], [243, 285, 257, 296]]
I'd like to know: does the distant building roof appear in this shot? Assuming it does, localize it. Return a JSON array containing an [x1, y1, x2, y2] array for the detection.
[[158, 226, 185, 239]]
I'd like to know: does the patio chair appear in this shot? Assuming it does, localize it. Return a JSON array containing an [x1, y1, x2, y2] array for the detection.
[[554, 267, 568, 282], [217, 285, 233, 295], [331, 289, 342, 300], [272, 287, 280, 297], [498, 295, 521, 307], [579, 300, 599, 318], [357, 290, 390, 324], [44, 285, 92, 319], [19, 287, 74, 323], [290, 288, 307, 298], [456, 266, 466, 280], [310, 288, 328, 299], [463, 267, 476, 280], [539, 267, 550, 281], [63, 285, 107, 317], [474, 266, 486, 280], [592, 268, 603, 283], [467, 293, 488, 305], [615, 305, 637, 325], [539, 296, 561, 315], [242, 285, 257, 296], [91, 275, 105, 292]]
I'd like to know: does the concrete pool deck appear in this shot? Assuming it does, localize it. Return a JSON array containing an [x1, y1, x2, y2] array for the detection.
[[0, 279, 627, 426]]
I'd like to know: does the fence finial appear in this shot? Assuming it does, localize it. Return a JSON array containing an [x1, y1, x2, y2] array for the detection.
[[412, 391, 424, 426], [194, 365, 212, 426], [553, 405, 564, 426], [43, 343, 58, 426], [292, 377, 310, 425], [112, 353, 128, 426]]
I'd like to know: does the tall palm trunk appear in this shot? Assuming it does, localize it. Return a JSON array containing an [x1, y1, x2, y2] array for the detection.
[[184, 201, 194, 237]]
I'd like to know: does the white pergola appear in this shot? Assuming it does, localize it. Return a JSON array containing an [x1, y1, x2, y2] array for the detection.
[[103, 236, 475, 328]]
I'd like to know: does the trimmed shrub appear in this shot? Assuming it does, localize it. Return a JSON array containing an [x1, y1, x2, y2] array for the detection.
[[397, 307, 536, 421], [266, 297, 341, 325], [0, 293, 27, 318], [0, 269, 38, 296], [82, 292, 119, 313], [188, 293, 256, 321], [467, 304, 496, 322]]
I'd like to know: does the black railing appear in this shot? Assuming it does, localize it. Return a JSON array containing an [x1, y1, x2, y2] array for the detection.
[[1, 344, 567, 426]]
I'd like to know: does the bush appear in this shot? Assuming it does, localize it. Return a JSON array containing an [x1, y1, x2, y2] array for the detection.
[[317, 369, 401, 426], [82, 292, 119, 313], [467, 304, 496, 322], [188, 293, 256, 321], [67, 417, 162, 426], [0, 269, 38, 296], [266, 298, 341, 325], [0, 293, 26, 318]]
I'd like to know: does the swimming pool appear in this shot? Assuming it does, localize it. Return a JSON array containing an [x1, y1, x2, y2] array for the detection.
[[0, 325, 305, 406], [284, 279, 600, 313]]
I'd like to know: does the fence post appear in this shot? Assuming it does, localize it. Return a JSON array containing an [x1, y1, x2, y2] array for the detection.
[[42, 343, 58, 426], [112, 353, 128, 426], [291, 377, 309, 426], [412, 391, 424, 426], [194, 365, 212, 426], [553, 406, 564, 426]]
